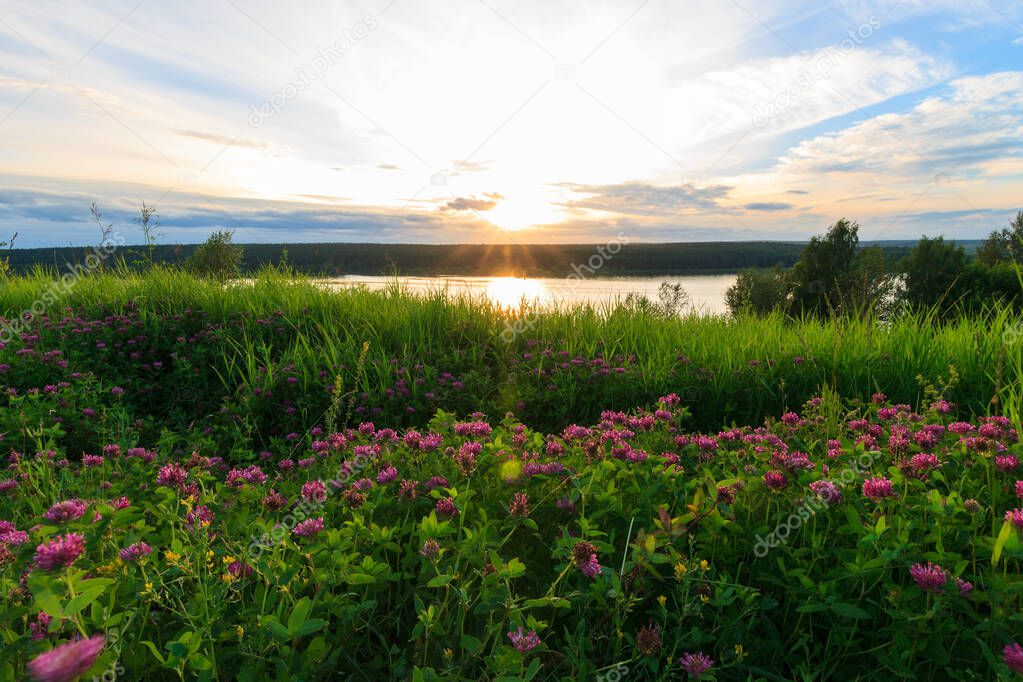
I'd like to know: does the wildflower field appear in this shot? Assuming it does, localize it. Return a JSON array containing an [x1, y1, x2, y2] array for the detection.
[[1, 268, 1023, 680]]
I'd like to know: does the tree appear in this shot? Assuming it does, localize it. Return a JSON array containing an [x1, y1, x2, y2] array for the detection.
[[846, 245, 898, 319], [788, 218, 860, 317], [185, 230, 244, 281], [725, 265, 790, 315], [976, 210, 1023, 266], [900, 236, 968, 312]]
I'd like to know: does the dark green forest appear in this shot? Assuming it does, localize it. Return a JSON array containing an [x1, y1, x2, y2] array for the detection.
[[7, 239, 926, 277]]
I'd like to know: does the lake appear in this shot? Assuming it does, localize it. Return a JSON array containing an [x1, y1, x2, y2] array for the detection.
[[320, 274, 737, 315]]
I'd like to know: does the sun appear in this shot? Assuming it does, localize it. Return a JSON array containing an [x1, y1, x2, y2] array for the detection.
[[484, 189, 564, 232]]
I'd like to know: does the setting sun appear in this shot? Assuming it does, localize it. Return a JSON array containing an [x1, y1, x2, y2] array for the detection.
[[484, 194, 564, 233]]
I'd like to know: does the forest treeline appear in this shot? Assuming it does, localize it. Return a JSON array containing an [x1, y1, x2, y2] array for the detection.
[[8, 238, 923, 277]]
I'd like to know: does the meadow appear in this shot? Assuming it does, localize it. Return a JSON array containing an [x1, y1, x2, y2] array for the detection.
[[1, 267, 1023, 680]]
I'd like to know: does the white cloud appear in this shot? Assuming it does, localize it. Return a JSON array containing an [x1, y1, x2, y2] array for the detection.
[[724, 72, 1023, 237], [675, 39, 952, 142], [775, 72, 1023, 178]]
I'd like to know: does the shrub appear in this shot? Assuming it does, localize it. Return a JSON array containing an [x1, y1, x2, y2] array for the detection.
[[185, 230, 243, 281]]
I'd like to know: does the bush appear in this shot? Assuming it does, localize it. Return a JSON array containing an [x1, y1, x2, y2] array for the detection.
[[725, 265, 789, 315], [185, 230, 243, 281]]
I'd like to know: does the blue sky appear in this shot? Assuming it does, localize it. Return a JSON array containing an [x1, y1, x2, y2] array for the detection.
[[0, 0, 1021, 247]]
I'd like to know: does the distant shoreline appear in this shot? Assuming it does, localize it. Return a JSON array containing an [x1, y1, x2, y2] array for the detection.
[[8, 239, 966, 278]]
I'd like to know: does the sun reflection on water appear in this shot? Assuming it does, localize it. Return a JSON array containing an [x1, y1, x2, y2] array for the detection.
[[482, 277, 550, 309]]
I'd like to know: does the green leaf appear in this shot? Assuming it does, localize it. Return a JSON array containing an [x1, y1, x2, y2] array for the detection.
[[522, 597, 570, 609], [504, 558, 526, 578], [993, 520, 1012, 566], [426, 575, 453, 588], [189, 653, 213, 671], [831, 602, 871, 619], [291, 619, 327, 638], [305, 636, 327, 661], [64, 587, 106, 617], [75, 578, 115, 591], [287, 597, 312, 633], [265, 620, 291, 641], [166, 641, 190, 659], [461, 634, 482, 654], [140, 641, 166, 665], [34, 590, 64, 618], [346, 573, 376, 585]]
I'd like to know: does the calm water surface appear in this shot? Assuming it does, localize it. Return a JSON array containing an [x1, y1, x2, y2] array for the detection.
[[321, 275, 737, 315]]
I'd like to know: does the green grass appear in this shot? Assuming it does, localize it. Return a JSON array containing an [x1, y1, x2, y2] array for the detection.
[[0, 265, 1020, 441]]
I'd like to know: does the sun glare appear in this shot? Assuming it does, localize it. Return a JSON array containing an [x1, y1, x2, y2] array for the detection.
[[484, 189, 565, 232], [483, 277, 549, 308]]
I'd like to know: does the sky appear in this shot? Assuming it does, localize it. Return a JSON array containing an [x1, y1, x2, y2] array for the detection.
[[1, 0, 1022, 248]]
